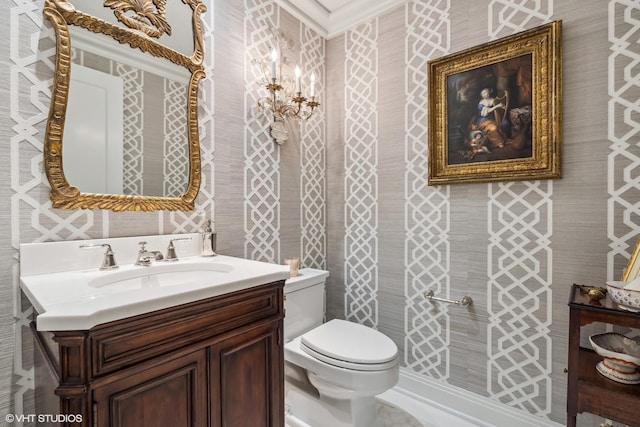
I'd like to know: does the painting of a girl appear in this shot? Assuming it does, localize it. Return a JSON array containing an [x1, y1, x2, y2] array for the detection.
[[446, 54, 533, 164]]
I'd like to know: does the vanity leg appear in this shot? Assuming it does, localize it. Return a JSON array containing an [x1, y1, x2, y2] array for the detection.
[[566, 308, 580, 427]]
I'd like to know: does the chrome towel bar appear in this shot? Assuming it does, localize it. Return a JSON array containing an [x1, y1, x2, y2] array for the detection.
[[424, 290, 473, 307]]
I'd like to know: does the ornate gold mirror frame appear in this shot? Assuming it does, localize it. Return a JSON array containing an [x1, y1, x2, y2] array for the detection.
[[43, 0, 206, 211]]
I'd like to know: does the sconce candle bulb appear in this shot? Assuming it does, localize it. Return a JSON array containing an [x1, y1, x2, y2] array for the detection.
[[270, 48, 278, 79], [310, 72, 315, 97], [255, 30, 320, 145], [294, 65, 301, 93]]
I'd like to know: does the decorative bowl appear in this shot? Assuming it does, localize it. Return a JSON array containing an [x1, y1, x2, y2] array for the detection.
[[589, 332, 640, 384], [606, 281, 640, 312]]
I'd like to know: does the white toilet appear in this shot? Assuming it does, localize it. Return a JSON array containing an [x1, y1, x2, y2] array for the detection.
[[284, 268, 399, 427]]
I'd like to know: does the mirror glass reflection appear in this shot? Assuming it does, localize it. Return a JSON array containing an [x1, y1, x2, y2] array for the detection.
[[64, 28, 190, 198]]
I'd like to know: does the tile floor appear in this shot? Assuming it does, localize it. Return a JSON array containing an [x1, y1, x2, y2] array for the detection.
[[376, 401, 425, 427], [284, 400, 425, 427]]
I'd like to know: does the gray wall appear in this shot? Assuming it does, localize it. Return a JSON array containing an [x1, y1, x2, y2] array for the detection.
[[1, 0, 638, 426], [325, 1, 624, 426]]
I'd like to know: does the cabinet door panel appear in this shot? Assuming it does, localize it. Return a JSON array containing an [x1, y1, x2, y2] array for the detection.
[[210, 321, 283, 427], [93, 350, 207, 427]]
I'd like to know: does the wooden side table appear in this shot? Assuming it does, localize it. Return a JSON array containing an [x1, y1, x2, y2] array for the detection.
[[567, 284, 640, 427]]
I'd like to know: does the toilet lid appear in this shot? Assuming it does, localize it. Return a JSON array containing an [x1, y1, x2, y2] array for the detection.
[[300, 319, 398, 371]]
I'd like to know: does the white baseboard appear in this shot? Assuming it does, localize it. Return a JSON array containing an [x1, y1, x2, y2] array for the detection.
[[378, 368, 564, 427]]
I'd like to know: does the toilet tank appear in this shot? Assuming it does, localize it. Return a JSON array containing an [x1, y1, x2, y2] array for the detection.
[[284, 268, 330, 341]]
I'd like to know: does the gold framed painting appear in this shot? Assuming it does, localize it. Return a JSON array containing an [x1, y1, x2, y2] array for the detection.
[[427, 21, 562, 185]]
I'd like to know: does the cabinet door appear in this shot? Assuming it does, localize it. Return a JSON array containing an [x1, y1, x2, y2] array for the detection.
[[210, 320, 283, 427], [93, 349, 208, 427]]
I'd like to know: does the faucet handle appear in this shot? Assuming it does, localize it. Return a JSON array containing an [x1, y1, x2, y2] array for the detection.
[[80, 243, 118, 270], [138, 241, 148, 251], [165, 237, 191, 262]]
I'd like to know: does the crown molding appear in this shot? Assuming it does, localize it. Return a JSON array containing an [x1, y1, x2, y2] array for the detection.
[[274, 0, 408, 39]]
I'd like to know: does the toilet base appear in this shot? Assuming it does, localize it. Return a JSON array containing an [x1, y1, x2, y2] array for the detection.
[[285, 375, 381, 427]]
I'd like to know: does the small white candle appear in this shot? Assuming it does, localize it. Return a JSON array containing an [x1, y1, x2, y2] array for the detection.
[[271, 49, 277, 80], [294, 65, 301, 93], [310, 73, 316, 97]]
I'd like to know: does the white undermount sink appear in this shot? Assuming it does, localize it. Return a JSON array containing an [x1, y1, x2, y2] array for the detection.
[[88, 261, 234, 289], [20, 234, 291, 331]]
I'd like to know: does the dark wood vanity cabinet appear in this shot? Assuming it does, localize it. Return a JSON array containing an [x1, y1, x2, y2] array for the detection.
[[567, 284, 640, 427], [33, 281, 285, 427]]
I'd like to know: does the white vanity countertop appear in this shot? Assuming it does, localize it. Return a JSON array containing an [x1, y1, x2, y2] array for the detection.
[[20, 235, 291, 331]]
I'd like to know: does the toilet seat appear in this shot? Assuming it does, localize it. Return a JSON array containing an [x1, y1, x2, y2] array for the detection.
[[300, 319, 398, 371]]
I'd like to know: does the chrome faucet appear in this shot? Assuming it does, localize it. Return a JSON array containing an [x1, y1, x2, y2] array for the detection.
[[80, 243, 118, 270], [135, 241, 164, 266], [164, 237, 191, 262]]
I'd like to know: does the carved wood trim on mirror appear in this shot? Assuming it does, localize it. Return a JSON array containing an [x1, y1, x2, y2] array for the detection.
[[43, 0, 206, 211]]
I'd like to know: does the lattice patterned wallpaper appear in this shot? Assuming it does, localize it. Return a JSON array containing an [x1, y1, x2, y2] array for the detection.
[[485, 0, 554, 416], [242, 1, 326, 266], [343, 19, 380, 328], [403, 0, 452, 381]]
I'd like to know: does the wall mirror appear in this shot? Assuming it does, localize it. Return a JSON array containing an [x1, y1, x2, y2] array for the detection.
[[43, 0, 206, 211]]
